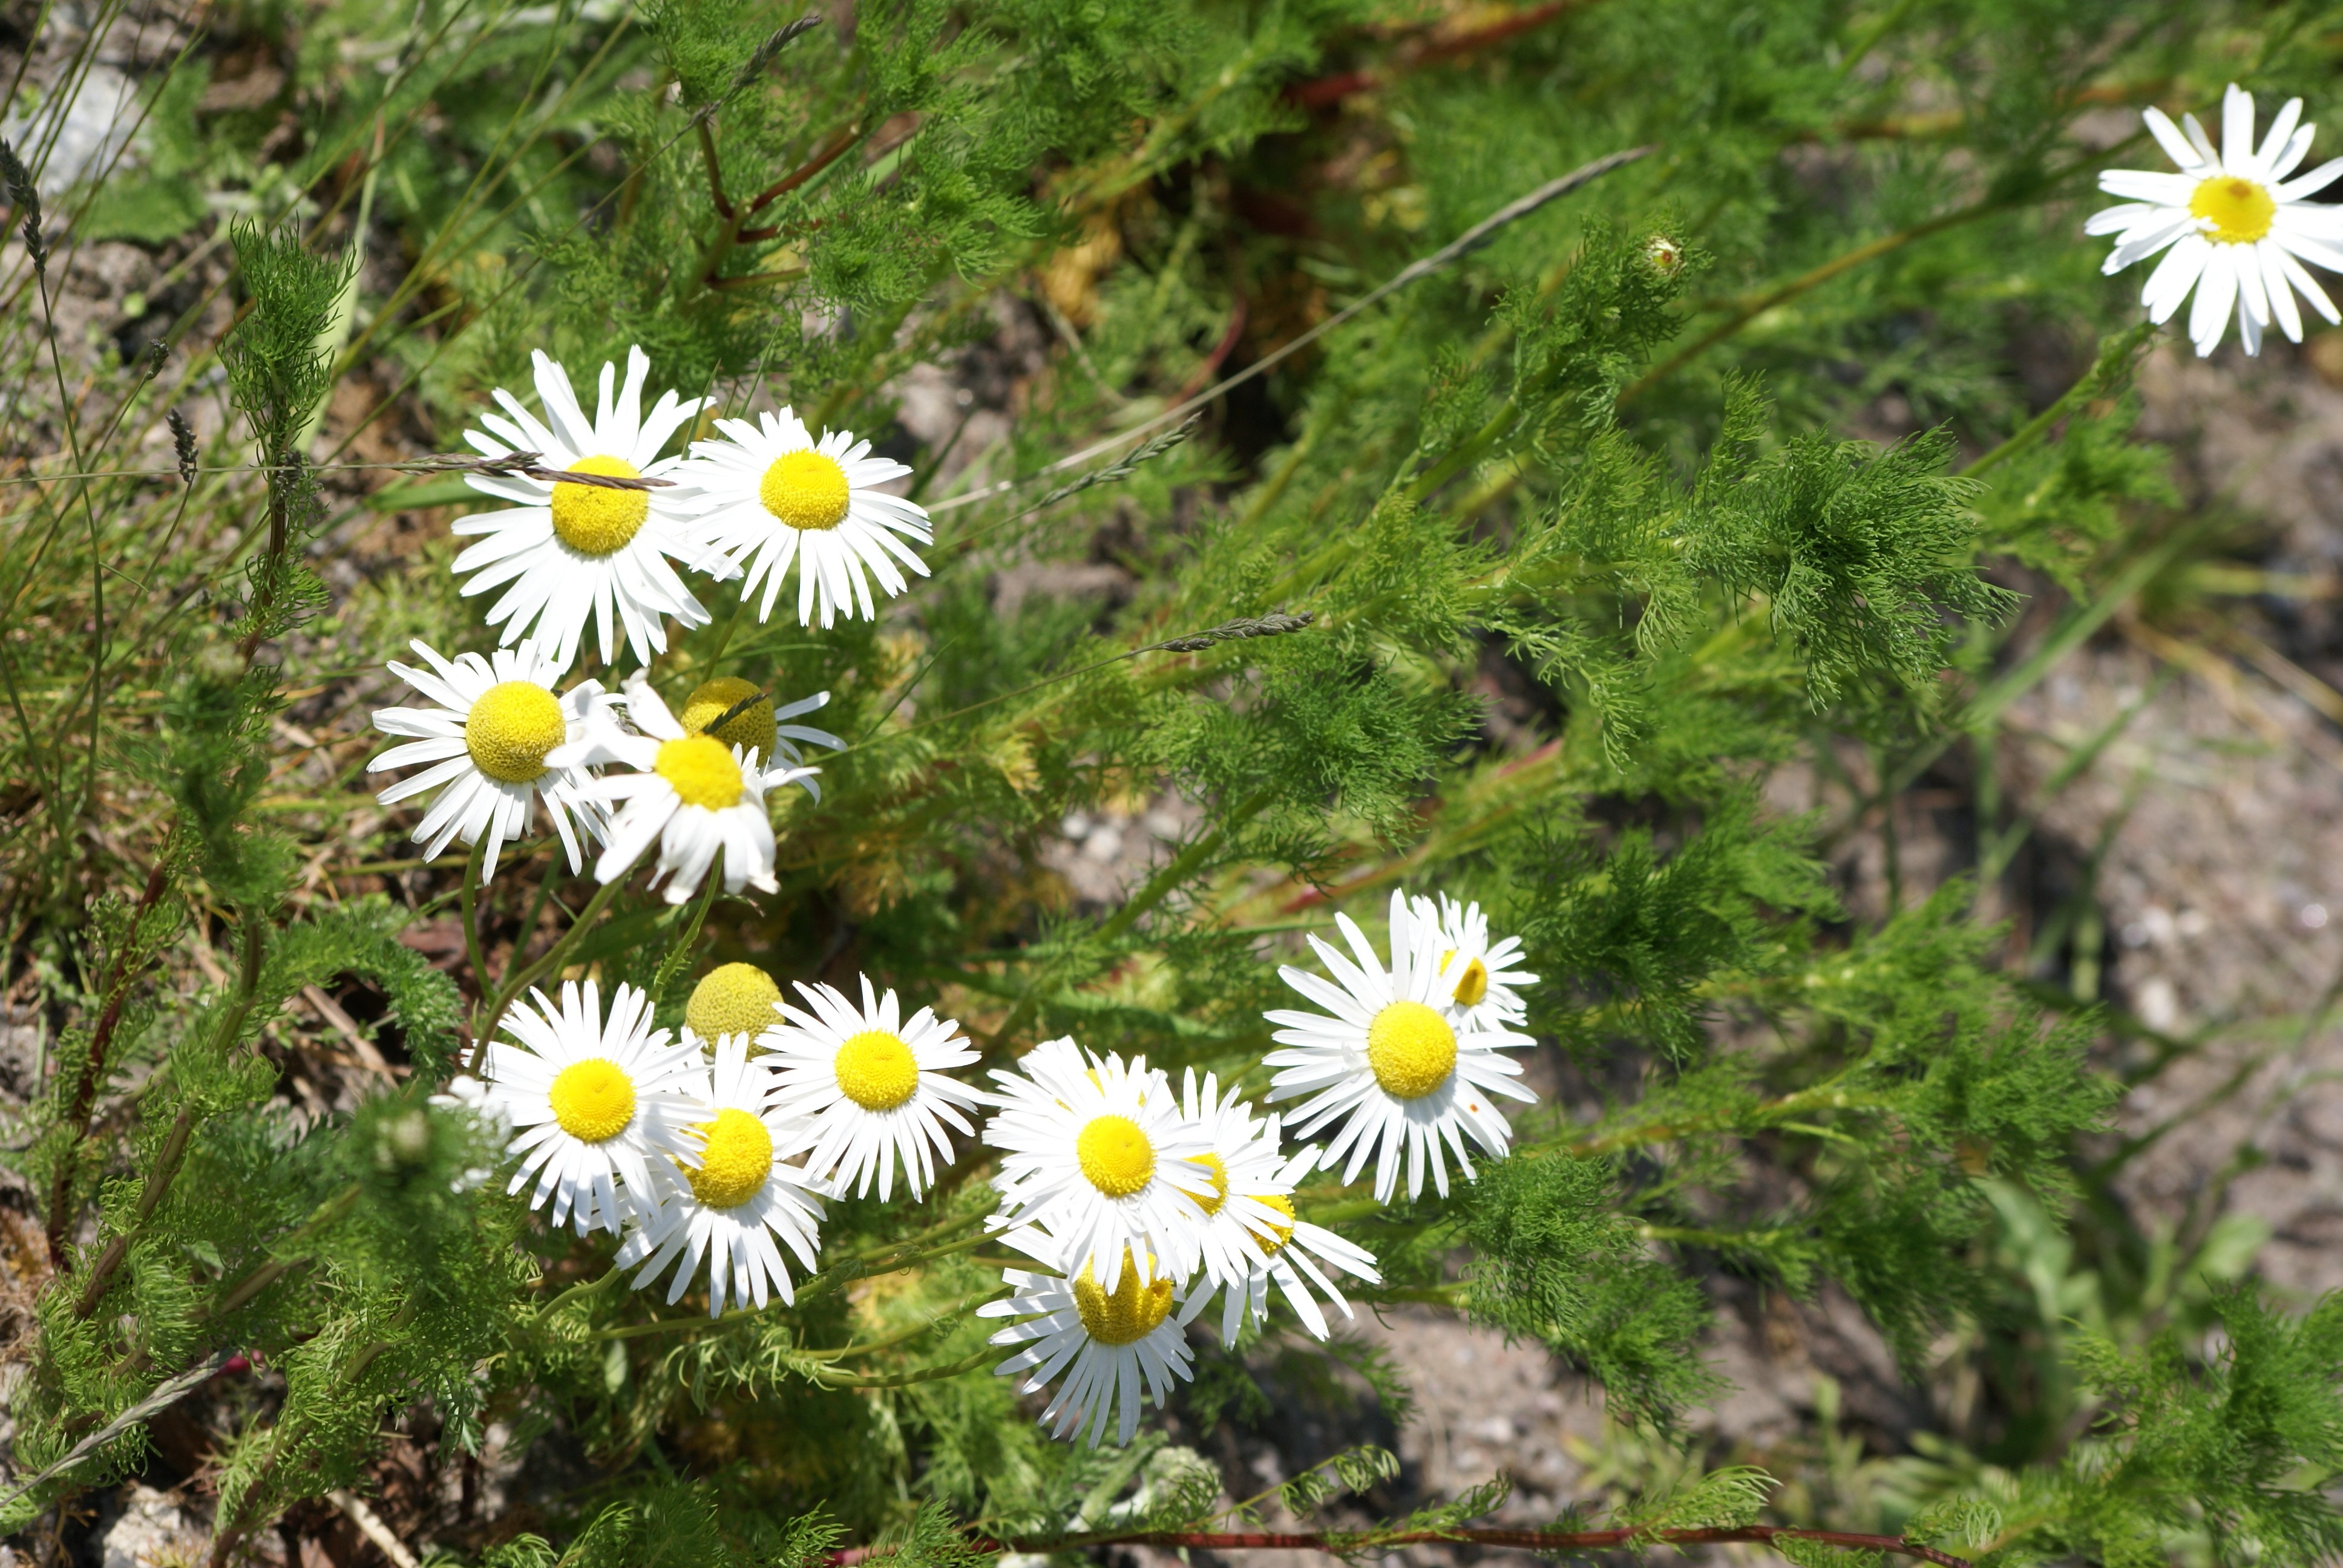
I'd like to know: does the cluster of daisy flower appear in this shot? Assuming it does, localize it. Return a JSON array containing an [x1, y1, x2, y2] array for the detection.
[[372, 335, 1548, 1449], [369, 344, 936, 903], [434, 890, 1535, 1446]]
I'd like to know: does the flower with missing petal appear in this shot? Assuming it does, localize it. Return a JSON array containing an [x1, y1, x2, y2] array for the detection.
[[978, 1231, 1200, 1448], [1409, 892, 1538, 1034], [552, 674, 830, 904]]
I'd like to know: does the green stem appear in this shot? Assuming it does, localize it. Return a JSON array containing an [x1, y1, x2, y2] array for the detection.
[[652, 860, 723, 1005], [504, 849, 565, 992], [699, 593, 750, 668], [1961, 321, 2157, 478], [814, 1345, 996, 1390], [459, 834, 490, 1004], [469, 875, 624, 1071], [1095, 789, 1270, 942]]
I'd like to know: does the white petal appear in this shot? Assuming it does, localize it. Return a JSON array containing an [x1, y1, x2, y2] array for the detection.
[[2259, 241, 2305, 341], [2143, 106, 2206, 172], [2189, 246, 2238, 354], [2222, 83, 2256, 178], [2143, 233, 2210, 323]]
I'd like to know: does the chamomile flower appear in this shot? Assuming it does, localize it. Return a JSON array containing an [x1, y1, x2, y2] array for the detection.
[[675, 675, 844, 770], [1176, 1070, 1305, 1295], [551, 673, 830, 904], [2089, 83, 2343, 356], [480, 980, 704, 1236], [1409, 893, 1539, 1033], [978, 1232, 1199, 1448], [1265, 891, 1538, 1203], [1208, 1145, 1382, 1346], [762, 975, 988, 1201], [680, 410, 932, 629], [452, 346, 715, 668], [618, 1036, 825, 1316], [686, 962, 785, 1047], [367, 638, 617, 881], [983, 1039, 1215, 1291]]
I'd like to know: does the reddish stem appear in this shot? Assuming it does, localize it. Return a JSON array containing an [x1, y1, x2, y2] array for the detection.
[[833, 1525, 1971, 1568], [43, 854, 172, 1266], [736, 124, 862, 238], [1286, 0, 1586, 110], [1172, 295, 1250, 403]]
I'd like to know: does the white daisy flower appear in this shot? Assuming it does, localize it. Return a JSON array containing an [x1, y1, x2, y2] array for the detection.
[[617, 1036, 825, 1316], [1209, 1145, 1382, 1347], [680, 409, 932, 629], [1264, 890, 1538, 1203], [452, 346, 716, 667], [367, 638, 619, 882], [1173, 1072, 1380, 1344], [977, 1231, 1199, 1448], [2089, 83, 2343, 356], [762, 975, 988, 1201], [1176, 1070, 1305, 1295], [480, 979, 704, 1236], [982, 1039, 1215, 1292], [1409, 892, 1539, 1033], [551, 673, 826, 905]]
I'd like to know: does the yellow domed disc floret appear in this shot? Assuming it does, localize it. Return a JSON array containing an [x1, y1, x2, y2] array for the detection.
[[1193, 1151, 1229, 1215], [680, 676, 778, 765], [656, 734, 745, 809], [548, 1059, 636, 1142], [1449, 956, 1490, 1008], [1366, 1000, 1457, 1100], [1072, 1249, 1175, 1346], [465, 681, 566, 783], [686, 1107, 773, 1209], [1075, 1113, 1155, 1197], [686, 962, 782, 1043], [2191, 175, 2276, 244], [550, 454, 652, 555], [834, 1029, 920, 1110], [1251, 1192, 1297, 1258], [759, 449, 851, 532]]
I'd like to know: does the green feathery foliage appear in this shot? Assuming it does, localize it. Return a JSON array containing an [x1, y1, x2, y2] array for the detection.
[[4, 1, 2342, 1567]]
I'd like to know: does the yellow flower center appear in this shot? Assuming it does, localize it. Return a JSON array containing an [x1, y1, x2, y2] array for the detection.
[[1253, 1192, 1297, 1258], [759, 449, 851, 532], [464, 680, 565, 783], [834, 1029, 920, 1111], [1194, 1151, 1229, 1215], [686, 962, 781, 1042], [1366, 1000, 1457, 1100], [686, 1107, 773, 1209], [1449, 955, 1490, 1008], [547, 1059, 635, 1142], [1071, 1250, 1175, 1346], [549, 454, 650, 555], [656, 734, 744, 809], [2191, 175, 2276, 244], [1075, 1114, 1155, 1197], [680, 675, 779, 764]]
